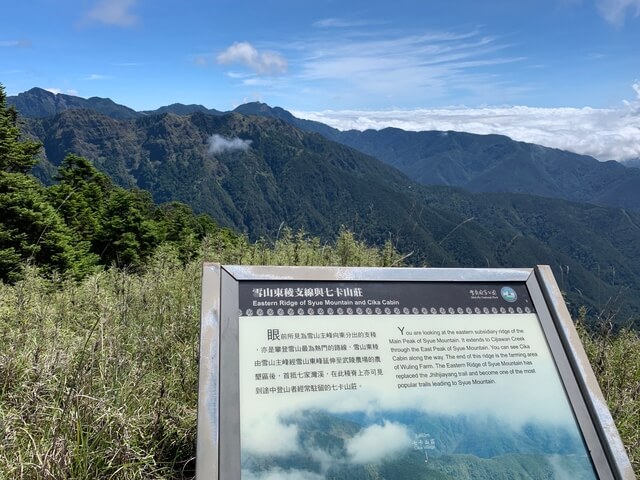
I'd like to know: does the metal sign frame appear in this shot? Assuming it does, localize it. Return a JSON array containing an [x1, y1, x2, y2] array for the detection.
[[196, 264, 635, 479]]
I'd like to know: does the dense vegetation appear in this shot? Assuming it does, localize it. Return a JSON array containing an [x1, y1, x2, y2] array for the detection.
[[0, 86, 219, 284]]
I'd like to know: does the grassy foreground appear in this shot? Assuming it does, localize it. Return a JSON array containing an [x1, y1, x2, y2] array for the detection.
[[578, 322, 640, 472], [0, 233, 638, 478]]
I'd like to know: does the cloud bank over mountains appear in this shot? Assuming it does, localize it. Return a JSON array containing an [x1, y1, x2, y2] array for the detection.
[[294, 82, 640, 162]]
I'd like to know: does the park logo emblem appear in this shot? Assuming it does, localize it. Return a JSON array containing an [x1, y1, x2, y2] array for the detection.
[[500, 286, 518, 303]]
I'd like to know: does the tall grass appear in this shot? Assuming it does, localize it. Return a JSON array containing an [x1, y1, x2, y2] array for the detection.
[[0, 232, 637, 478], [0, 256, 201, 478], [578, 323, 640, 471], [0, 231, 403, 479]]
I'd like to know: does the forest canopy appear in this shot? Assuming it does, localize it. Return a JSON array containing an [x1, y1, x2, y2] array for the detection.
[[0, 84, 219, 282]]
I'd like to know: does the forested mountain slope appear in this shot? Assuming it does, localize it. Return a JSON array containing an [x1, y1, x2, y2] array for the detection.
[[236, 102, 640, 211], [17, 108, 640, 325], [12, 90, 640, 211]]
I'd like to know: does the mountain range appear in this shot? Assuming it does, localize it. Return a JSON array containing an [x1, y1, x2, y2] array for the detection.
[[233, 101, 640, 211], [9, 87, 141, 119], [9, 87, 640, 326], [11, 88, 640, 211]]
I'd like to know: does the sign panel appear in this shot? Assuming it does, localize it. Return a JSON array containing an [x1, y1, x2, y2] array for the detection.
[[197, 265, 635, 479]]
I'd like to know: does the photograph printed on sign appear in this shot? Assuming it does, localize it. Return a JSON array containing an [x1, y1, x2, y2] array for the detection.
[[238, 311, 597, 480]]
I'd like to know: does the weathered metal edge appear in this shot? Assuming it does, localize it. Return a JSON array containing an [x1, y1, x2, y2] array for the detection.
[[222, 265, 533, 282], [196, 263, 221, 479], [535, 265, 636, 479]]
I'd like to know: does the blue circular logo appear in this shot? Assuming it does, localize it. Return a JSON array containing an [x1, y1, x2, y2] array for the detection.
[[501, 286, 517, 303]]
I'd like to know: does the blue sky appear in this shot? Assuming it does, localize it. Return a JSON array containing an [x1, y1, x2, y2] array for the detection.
[[1, 0, 639, 160]]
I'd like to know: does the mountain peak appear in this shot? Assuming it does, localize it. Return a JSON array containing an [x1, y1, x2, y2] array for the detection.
[[8, 88, 141, 120], [142, 103, 222, 116], [234, 101, 277, 115], [24, 87, 56, 96], [233, 101, 296, 118]]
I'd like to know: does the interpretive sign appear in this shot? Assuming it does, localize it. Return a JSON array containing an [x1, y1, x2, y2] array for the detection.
[[197, 265, 635, 479]]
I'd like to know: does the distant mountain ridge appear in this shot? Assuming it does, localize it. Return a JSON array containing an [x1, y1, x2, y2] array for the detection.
[[622, 158, 640, 169], [14, 106, 640, 325], [233, 101, 339, 138], [141, 103, 223, 116], [8, 88, 227, 119], [8, 87, 141, 119], [234, 102, 640, 212], [10, 89, 640, 212]]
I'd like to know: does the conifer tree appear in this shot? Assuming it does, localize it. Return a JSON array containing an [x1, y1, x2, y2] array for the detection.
[[0, 84, 95, 281], [0, 84, 40, 173], [48, 154, 111, 245]]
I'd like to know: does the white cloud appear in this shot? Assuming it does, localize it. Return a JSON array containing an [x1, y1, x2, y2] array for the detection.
[[242, 468, 325, 480], [0, 39, 31, 48], [307, 447, 336, 474], [597, 0, 640, 25], [226, 71, 254, 79], [284, 28, 528, 107], [217, 42, 288, 75], [586, 52, 606, 60], [547, 455, 576, 480], [241, 414, 300, 457], [242, 77, 281, 87], [208, 134, 252, 154], [83, 74, 108, 81], [84, 0, 139, 27], [631, 80, 640, 101], [292, 83, 640, 161], [313, 18, 383, 28], [345, 421, 412, 464]]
